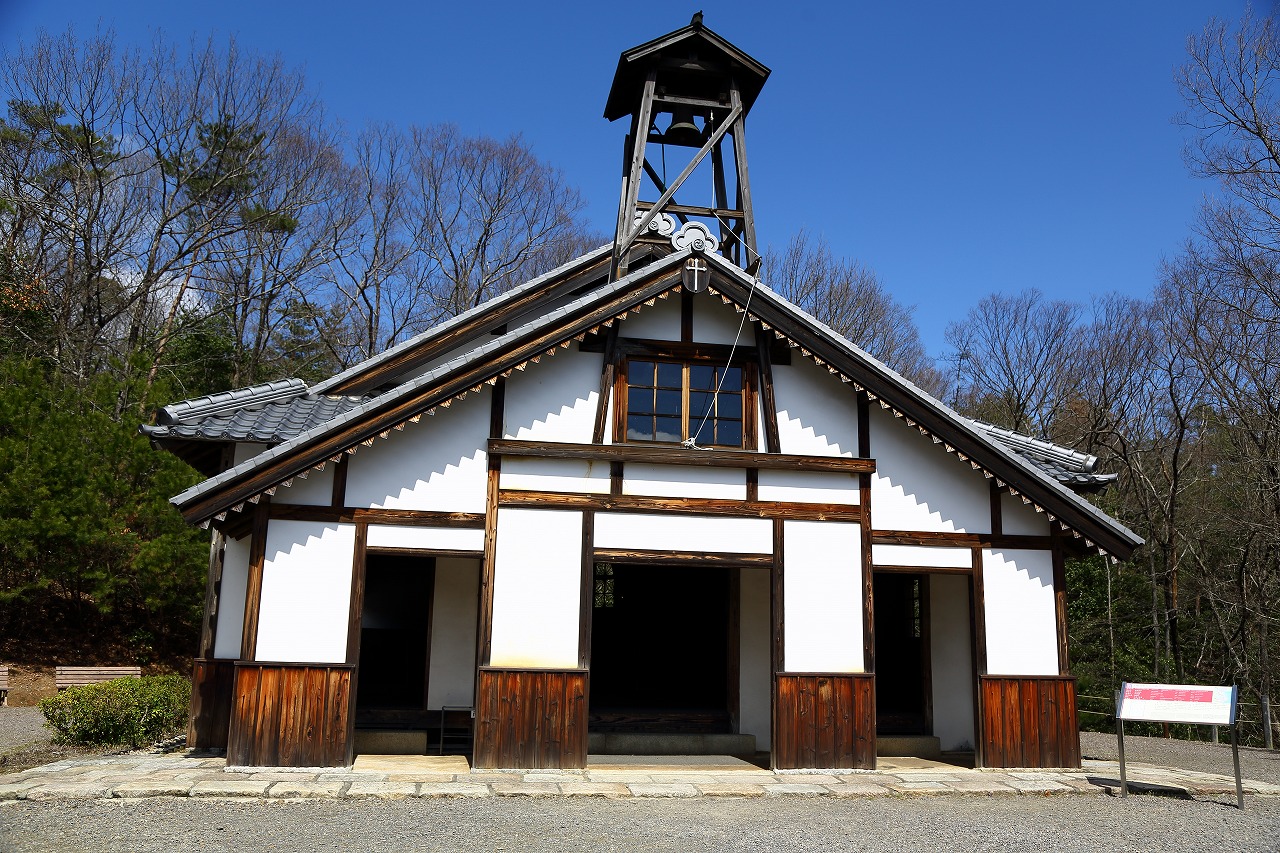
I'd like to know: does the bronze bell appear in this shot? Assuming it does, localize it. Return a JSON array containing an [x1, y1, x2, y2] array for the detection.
[[663, 107, 703, 147]]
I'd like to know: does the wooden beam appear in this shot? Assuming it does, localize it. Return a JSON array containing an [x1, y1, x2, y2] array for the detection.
[[330, 457, 348, 508], [497, 489, 863, 521], [478, 458, 500, 667], [488, 439, 875, 474], [197, 529, 226, 659], [346, 522, 368, 665], [593, 548, 772, 567], [591, 326, 619, 444], [989, 480, 1003, 537], [729, 81, 758, 268], [636, 200, 745, 219], [1052, 533, 1070, 675], [755, 326, 781, 454], [614, 71, 657, 280], [268, 505, 485, 528], [871, 563, 973, 575], [239, 501, 270, 661], [579, 512, 595, 670], [858, 391, 875, 675], [870, 530, 1054, 550]]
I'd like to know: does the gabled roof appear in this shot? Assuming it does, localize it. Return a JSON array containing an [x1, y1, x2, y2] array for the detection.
[[166, 249, 695, 524], [151, 246, 1141, 560], [604, 15, 771, 121]]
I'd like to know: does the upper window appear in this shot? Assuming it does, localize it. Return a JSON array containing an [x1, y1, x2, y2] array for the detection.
[[622, 357, 750, 448]]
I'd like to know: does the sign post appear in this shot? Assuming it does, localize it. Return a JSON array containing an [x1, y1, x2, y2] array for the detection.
[[1115, 682, 1241, 809]]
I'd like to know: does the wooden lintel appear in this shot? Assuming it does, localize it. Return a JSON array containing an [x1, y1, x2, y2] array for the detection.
[[871, 563, 973, 575], [497, 489, 862, 521], [593, 548, 772, 567], [268, 504, 486, 528], [487, 439, 875, 474], [870, 530, 1054, 550]]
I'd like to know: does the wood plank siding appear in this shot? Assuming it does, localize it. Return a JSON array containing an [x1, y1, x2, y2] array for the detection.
[[979, 675, 1080, 768], [187, 658, 235, 749], [773, 673, 875, 770], [473, 668, 588, 769], [226, 662, 354, 767]]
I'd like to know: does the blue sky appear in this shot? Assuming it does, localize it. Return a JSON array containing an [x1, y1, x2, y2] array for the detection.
[[0, 0, 1247, 356]]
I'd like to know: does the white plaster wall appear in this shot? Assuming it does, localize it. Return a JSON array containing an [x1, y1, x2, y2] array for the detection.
[[254, 521, 355, 663], [983, 548, 1059, 676], [692, 292, 749, 346], [757, 470, 859, 504], [427, 557, 480, 708], [930, 573, 975, 752], [274, 465, 334, 506], [782, 521, 863, 673], [213, 534, 251, 659], [233, 442, 268, 466], [502, 347, 601, 443], [489, 509, 583, 668], [1000, 492, 1051, 536], [622, 464, 747, 499], [617, 294, 680, 341], [366, 525, 485, 552], [772, 358, 860, 457], [740, 567, 772, 750], [869, 405, 990, 533], [594, 513, 772, 554], [871, 544, 971, 569], [601, 387, 615, 445], [345, 387, 489, 513], [500, 457, 611, 494]]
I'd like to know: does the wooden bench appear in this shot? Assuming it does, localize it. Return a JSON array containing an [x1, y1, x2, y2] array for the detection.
[[0, 666, 8, 706], [55, 666, 142, 690]]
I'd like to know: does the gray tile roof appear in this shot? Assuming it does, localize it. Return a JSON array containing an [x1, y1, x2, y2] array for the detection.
[[143, 392, 370, 443], [968, 420, 1117, 490]]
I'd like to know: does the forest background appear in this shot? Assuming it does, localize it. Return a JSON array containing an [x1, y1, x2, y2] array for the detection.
[[0, 13, 1277, 744]]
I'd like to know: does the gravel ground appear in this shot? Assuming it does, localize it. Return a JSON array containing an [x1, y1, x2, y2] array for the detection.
[[3, 794, 1279, 852], [1081, 730, 1280, 786], [0, 708, 48, 754]]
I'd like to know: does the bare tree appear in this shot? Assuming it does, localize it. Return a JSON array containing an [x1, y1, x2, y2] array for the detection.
[[763, 230, 943, 393], [944, 289, 1082, 436]]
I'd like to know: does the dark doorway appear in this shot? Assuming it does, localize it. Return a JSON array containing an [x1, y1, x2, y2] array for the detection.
[[874, 572, 931, 735], [355, 554, 433, 727], [589, 563, 731, 733]]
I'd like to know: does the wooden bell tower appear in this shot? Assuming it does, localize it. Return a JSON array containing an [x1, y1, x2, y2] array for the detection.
[[606, 13, 770, 280]]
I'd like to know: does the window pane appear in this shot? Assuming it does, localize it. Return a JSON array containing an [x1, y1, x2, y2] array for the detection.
[[689, 391, 714, 419], [716, 419, 743, 447], [689, 364, 716, 390], [628, 386, 655, 415], [656, 361, 683, 387], [717, 392, 742, 418], [631, 361, 655, 385], [720, 366, 743, 391], [655, 389, 682, 417], [655, 416, 682, 443], [627, 415, 653, 441]]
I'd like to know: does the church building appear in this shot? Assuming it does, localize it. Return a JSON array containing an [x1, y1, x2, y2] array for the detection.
[[143, 16, 1141, 770]]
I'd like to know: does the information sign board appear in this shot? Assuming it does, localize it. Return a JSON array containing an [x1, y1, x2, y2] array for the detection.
[[1117, 683, 1237, 726]]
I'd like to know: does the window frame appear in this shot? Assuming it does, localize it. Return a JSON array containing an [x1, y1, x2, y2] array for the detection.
[[612, 339, 759, 450]]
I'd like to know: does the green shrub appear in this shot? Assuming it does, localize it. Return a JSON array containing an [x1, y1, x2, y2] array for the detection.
[[39, 675, 191, 748]]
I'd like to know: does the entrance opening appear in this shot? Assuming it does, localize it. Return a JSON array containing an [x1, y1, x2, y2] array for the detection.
[[589, 563, 731, 733], [355, 553, 433, 728], [874, 572, 931, 735]]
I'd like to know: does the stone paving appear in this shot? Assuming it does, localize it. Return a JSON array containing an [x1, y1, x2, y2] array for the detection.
[[2, 751, 1278, 802]]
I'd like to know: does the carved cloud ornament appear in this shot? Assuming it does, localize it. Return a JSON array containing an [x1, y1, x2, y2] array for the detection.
[[670, 221, 719, 254]]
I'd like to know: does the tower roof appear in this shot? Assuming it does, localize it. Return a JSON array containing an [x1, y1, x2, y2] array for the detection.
[[604, 13, 771, 122]]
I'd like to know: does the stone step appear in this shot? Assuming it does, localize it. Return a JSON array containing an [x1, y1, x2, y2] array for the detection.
[[876, 735, 941, 759], [588, 732, 756, 756]]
